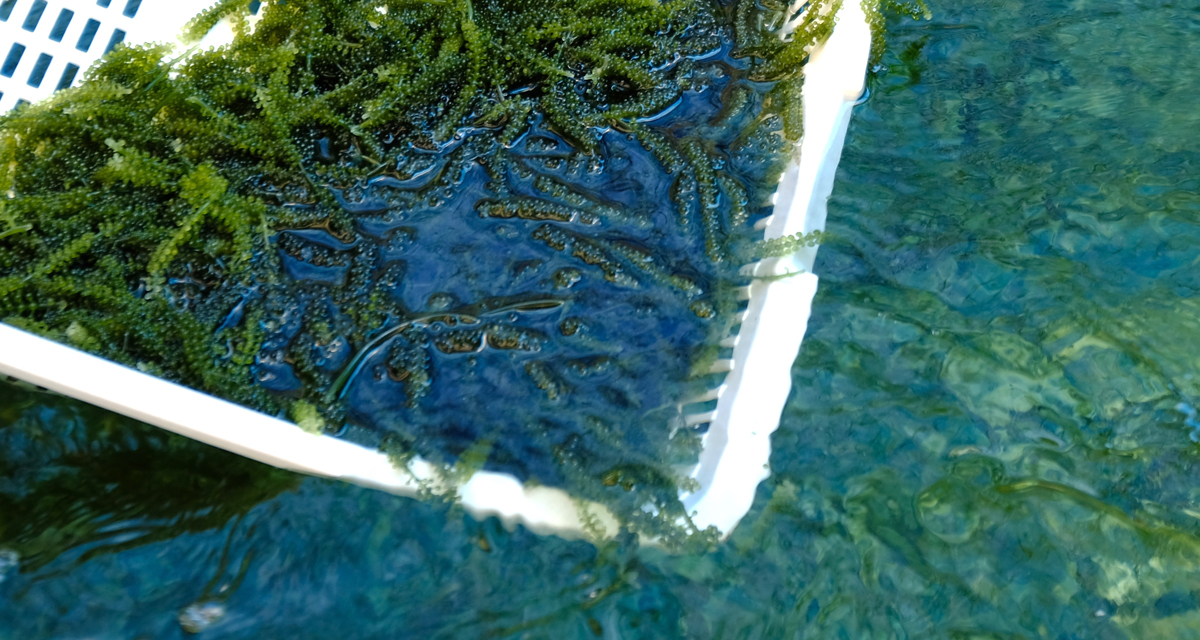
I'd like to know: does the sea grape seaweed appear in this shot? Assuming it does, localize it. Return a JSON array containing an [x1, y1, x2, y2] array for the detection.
[[0, 0, 911, 542], [861, 0, 931, 64]]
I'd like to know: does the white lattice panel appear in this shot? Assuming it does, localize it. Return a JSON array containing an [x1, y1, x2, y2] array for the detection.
[[0, 0, 220, 112]]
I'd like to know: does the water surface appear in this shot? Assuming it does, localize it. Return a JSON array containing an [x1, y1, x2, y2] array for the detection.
[[4, 0, 1200, 636]]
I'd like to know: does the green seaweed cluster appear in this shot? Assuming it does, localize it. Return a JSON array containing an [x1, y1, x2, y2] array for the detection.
[[0, 0, 916, 540], [0, 0, 716, 406]]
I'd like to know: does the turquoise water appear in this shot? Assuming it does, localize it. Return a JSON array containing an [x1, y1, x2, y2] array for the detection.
[[5, 0, 1200, 637]]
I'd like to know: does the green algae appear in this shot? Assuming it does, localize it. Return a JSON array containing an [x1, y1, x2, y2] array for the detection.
[[0, 0, 913, 541], [5, 0, 1200, 637]]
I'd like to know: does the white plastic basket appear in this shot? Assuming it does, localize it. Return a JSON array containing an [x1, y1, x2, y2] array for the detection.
[[0, 0, 223, 112], [0, 0, 871, 542]]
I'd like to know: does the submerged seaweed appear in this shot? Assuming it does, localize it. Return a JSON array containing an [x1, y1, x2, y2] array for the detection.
[[11, 0, 1200, 636], [0, 0, 916, 540]]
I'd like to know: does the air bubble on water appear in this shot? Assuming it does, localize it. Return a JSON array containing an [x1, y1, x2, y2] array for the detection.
[[179, 601, 226, 634], [427, 292, 456, 311]]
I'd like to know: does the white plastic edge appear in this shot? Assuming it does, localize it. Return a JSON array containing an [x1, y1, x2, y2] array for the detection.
[[678, 0, 871, 535], [0, 0, 871, 543], [0, 0, 221, 112], [0, 323, 622, 539]]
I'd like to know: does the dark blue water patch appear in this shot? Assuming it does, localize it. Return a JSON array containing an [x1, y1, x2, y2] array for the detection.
[[256, 297, 306, 352], [278, 254, 347, 286], [279, 228, 358, 251], [327, 185, 392, 215], [310, 335, 352, 374], [253, 353, 303, 393], [216, 288, 255, 333]]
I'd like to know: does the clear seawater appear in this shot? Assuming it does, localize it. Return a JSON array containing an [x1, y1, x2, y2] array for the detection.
[[4, 0, 1200, 636]]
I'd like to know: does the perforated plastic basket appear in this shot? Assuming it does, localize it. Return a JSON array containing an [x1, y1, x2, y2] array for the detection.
[[0, 0, 872, 542], [0, 0, 221, 111]]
